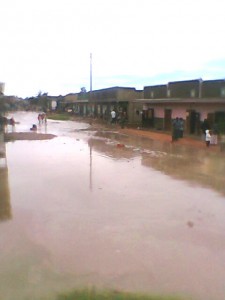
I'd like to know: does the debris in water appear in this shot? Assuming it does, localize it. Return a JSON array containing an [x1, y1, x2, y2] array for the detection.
[[187, 221, 194, 228]]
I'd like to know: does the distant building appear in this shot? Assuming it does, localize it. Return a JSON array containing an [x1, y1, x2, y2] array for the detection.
[[61, 87, 143, 119], [0, 82, 5, 95]]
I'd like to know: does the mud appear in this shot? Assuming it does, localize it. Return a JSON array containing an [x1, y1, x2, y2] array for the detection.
[[4, 132, 56, 141]]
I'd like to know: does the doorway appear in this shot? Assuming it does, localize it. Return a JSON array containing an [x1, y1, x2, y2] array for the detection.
[[164, 109, 172, 131], [187, 110, 200, 134], [142, 108, 154, 127]]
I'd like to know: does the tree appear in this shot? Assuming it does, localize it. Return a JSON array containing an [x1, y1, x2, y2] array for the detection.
[[37, 91, 49, 112]]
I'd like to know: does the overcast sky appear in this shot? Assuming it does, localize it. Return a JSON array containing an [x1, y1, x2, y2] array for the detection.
[[1, 0, 225, 97]]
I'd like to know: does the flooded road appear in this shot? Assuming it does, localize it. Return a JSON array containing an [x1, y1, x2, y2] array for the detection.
[[1, 111, 225, 300]]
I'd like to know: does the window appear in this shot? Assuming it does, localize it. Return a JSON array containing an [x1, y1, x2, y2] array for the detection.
[[190, 89, 196, 98], [167, 89, 171, 97], [221, 87, 225, 97]]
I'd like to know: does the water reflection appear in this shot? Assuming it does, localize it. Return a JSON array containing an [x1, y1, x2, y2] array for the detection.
[[0, 134, 11, 221], [88, 139, 93, 191], [89, 132, 225, 196], [88, 136, 137, 160], [141, 149, 225, 196]]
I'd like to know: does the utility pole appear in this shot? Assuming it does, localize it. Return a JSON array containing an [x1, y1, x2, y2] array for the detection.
[[90, 53, 92, 92], [89, 53, 93, 115], [199, 78, 202, 98]]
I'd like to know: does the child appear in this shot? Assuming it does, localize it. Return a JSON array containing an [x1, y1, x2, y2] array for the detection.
[[205, 129, 211, 147], [30, 124, 37, 131], [211, 123, 219, 145]]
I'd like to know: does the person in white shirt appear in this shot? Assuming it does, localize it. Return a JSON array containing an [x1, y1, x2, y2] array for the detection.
[[111, 110, 116, 124], [205, 129, 211, 147]]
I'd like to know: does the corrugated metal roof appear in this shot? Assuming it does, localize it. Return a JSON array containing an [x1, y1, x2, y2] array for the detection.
[[132, 98, 225, 104]]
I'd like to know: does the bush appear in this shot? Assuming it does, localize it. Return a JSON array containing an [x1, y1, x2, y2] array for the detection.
[[47, 113, 71, 121], [56, 289, 185, 300]]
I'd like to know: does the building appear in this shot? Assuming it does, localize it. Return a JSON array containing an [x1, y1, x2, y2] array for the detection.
[[59, 78, 225, 135], [130, 79, 225, 134], [0, 82, 5, 95], [62, 87, 143, 120]]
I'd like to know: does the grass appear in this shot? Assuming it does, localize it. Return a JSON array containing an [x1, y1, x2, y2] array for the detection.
[[47, 113, 72, 121], [56, 289, 185, 300]]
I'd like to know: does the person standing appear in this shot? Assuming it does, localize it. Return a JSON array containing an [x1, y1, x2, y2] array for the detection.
[[205, 129, 211, 147], [201, 119, 210, 136], [211, 123, 219, 145], [111, 109, 116, 124], [120, 111, 127, 128], [172, 117, 180, 142], [178, 118, 184, 138]]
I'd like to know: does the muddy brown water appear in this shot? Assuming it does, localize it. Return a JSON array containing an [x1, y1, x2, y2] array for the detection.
[[0, 111, 225, 300]]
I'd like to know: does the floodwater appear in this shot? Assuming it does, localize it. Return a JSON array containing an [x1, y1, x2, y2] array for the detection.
[[1, 111, 225, 300]]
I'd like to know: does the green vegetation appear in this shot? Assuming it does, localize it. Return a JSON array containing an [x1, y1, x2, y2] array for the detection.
[[56, 289, 185, 300], [47, 113, 72, 121], [218, 120, 225, 134]]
